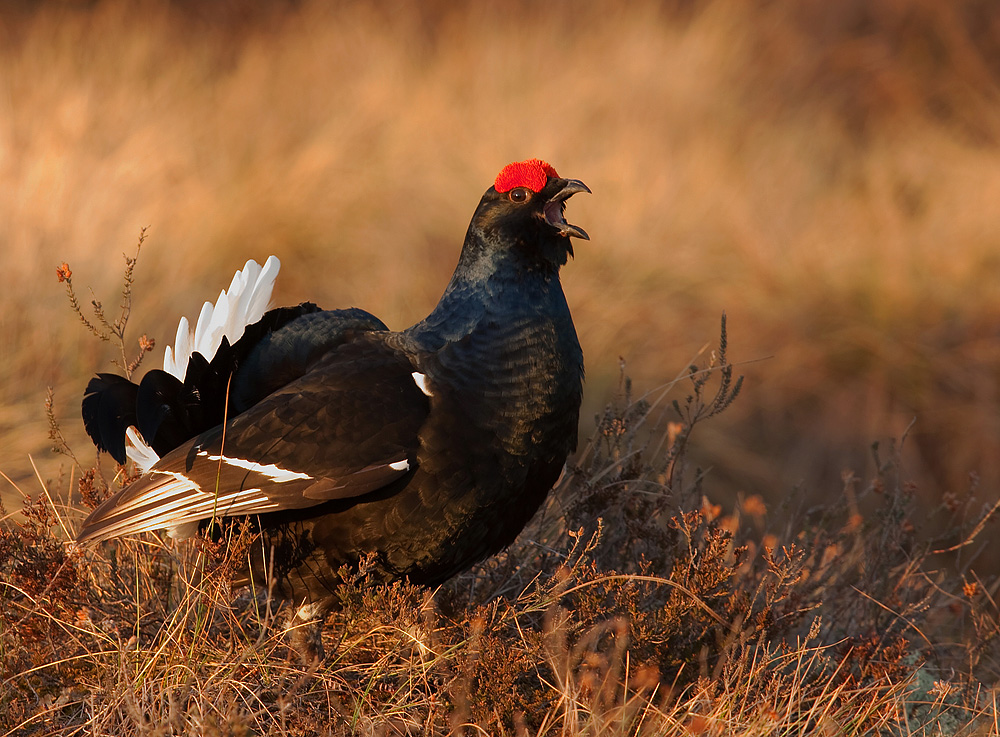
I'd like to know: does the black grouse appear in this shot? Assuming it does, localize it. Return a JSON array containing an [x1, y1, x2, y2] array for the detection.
[[78, 158, 589, 602]]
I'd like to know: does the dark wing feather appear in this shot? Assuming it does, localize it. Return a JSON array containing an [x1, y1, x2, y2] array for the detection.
[[230, 306, 388, 409], [77, 335, 429, 543]]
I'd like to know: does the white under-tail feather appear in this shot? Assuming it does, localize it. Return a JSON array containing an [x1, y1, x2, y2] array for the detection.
[[124, 426, 159, 474], [162, 256, 281, 380]]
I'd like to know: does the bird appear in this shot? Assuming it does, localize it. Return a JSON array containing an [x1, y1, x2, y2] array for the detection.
[[78, 158, 590, 603]]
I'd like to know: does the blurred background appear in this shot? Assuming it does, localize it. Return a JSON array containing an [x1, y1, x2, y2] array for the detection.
[[1, 0, 998, 545]]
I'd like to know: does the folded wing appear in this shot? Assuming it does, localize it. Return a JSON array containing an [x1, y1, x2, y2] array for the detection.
[[78, 336, 429, 543]]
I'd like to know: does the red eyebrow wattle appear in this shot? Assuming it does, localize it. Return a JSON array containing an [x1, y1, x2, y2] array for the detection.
[[494, 158, 559, 193]]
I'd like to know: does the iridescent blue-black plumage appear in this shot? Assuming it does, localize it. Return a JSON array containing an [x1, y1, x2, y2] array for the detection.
[[78, 161, 589, 601]]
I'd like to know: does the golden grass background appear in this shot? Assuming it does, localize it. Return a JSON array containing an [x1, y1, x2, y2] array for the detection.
[[1, 0, 999, 533]]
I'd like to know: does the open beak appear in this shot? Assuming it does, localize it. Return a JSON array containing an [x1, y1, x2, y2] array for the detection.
[[543, 179, 591, 241]]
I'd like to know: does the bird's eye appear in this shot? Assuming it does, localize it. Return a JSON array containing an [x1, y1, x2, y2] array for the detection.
[[508, 187, 531, 203]]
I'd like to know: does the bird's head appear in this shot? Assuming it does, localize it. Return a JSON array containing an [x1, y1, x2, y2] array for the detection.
[[466, 158, 590, 272]]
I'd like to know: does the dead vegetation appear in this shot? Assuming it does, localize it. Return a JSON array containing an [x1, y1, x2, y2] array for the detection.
[[2, 0, 1000, 515]]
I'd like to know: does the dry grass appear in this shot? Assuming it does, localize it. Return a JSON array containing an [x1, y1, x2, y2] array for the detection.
[[1, 0, 999, 517]]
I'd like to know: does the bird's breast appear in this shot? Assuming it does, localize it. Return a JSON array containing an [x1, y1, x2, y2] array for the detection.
[[418, 312, 582, 471]]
